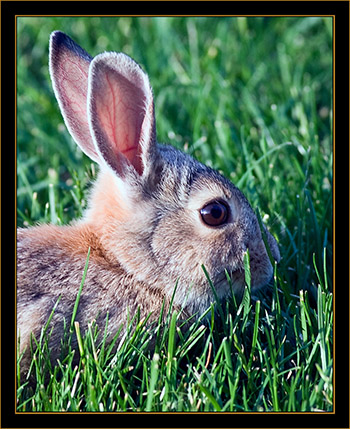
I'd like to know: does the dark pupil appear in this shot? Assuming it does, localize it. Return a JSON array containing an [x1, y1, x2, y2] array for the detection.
[[200, 202, 228, 226], [211, 206, 222, 219]]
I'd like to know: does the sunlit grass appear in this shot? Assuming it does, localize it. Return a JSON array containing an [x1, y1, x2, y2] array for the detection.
[[17, 16, 333, 412]]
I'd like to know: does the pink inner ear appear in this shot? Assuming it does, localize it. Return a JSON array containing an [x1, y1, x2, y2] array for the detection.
[[93, 70, 145, 174]]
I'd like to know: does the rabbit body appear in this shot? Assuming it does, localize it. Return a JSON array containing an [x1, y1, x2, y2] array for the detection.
[[17, 32, 280, 375]]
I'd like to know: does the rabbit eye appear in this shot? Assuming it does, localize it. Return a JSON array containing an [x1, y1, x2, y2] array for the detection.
[[200, 201, 229, 227]]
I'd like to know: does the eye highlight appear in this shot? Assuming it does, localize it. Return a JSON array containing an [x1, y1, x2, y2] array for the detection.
[[200, 200, 229, 227]]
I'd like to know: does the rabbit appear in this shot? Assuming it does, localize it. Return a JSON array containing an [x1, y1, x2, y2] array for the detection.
[[17, 31, 280, 377]]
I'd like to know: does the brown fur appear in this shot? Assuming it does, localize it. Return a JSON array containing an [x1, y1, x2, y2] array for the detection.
[[17, 221, 179, 375]]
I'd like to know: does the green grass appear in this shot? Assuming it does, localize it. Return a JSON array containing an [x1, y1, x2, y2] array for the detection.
[[17, 16, 333, 412]]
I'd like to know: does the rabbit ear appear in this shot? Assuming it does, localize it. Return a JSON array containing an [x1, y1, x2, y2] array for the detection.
[[49, 31, 100, 162], [88, 52, 157, 177]]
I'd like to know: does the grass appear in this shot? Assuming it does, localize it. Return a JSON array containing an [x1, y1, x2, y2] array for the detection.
[[16, 16, 333, 412]]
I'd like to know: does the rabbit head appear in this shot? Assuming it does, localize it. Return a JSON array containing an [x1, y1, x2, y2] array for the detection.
[[49, 31, 280, 317]]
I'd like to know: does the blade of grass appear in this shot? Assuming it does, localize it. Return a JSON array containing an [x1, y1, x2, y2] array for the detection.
[[317, 285, 328, 372], [70, 247, 90, 333], [146, 353, 160, 411], [48, 183, 58, 225], [222, 337, 235, 411], [256, 208, 275, 266], [201, 265, 226, 333], [248, 299, 261, 369], [197, 384, 222, 411]]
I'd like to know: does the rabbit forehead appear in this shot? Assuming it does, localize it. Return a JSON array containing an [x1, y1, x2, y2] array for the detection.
[[187, 174, 238, 210]]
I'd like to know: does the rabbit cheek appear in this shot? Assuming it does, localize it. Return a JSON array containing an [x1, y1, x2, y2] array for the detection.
[[150, 217, 203, 295], [151, 218, 232, 310]]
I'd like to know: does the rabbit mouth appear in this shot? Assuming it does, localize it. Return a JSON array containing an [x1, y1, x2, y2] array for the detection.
[[214, 259, 274, 298], [213, 269, 245, 297]]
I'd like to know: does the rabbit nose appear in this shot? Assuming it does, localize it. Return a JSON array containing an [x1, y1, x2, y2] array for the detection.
[[267, 233, 281, 263]]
